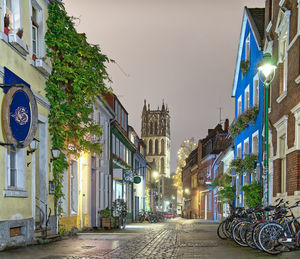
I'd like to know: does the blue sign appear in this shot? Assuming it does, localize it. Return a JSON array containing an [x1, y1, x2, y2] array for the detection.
[[4, 67, 30, 93], [10, 90, 31, 142]]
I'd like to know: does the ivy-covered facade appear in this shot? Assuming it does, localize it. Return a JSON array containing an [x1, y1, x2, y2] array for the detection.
[[231, 7, 265, 207]]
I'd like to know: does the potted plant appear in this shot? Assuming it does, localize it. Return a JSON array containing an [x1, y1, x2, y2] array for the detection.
[[32, 54, 37, 61], [99, 207, 112, 229], [17, 28, 23, 39]]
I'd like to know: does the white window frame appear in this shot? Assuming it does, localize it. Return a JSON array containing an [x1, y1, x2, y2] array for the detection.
[[70, 160, 78, 215], [2, 0, 22, 34], [244, 85, 250, 111], [4, 147, 27, 197], [291, 103, 300, 150], [245, 33, 250, 62], [253, 73, 259, 107], [30, 0, 45, 59], [243, 138, 249, 156], [275, 8, 290, 102], [252, 130, 259, 155], [274, 115, 288, 194], [237, 96, 242, 117], [236, 143, 242, 158]]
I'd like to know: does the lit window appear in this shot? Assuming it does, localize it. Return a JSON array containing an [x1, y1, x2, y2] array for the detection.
[[245, 33, 250, 61], [237, 96, 242, 116], [245, 85, 250, 110], [244, 138, 249, 156], [252, 133, 259, 155], [253, 75, 259, 107]]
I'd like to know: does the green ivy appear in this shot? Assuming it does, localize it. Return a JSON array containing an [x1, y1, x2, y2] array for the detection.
[[45, 2, 112, 214], [240, 60, 250, 76], [212, 173, 235, 204], [230, 154, 258, 175], [241, 181, 263, 208]]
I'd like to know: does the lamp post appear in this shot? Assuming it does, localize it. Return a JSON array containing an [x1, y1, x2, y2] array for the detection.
[[257, 53, 277, 205]]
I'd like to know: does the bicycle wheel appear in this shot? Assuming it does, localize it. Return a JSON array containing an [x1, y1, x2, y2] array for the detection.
[[258, 222, 285, 255], [245, 223, 258, 249], [232, 221, 248, 247], [253, 222, 264, 250], [224, 220, 233, 238], [217, 221, 227, 240], [239, 222, 251, 245]]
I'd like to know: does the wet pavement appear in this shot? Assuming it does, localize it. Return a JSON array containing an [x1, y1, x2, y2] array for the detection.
[[1, 218, 300, 258]]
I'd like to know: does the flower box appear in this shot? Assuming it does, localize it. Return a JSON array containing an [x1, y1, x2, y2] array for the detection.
[[8, 33, 29, 55]]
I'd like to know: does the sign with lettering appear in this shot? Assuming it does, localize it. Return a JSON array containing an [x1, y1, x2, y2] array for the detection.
[[123, 169, 133, 182], [2, 85, 38, 147]]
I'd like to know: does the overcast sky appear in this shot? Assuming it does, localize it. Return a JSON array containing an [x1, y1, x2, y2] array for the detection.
[[64, 0, 264, 173]]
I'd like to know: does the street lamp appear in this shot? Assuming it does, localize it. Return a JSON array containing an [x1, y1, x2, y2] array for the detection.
[[257, 53, 277, 205], [50, 148, 61, 162], [184, 188, 190, 195], [153, 171, 159, 180], [27, 138, 39, 155]]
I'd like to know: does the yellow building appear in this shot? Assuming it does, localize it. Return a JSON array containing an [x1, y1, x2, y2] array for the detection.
[[0, 0, 55, 251]]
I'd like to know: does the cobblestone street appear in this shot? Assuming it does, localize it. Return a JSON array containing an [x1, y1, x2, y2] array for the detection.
[[1, 219, 300, 259]]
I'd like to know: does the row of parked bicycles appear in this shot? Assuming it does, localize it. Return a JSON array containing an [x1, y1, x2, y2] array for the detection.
[[137, 210, 173, 223], [217, 198, 300, 255]]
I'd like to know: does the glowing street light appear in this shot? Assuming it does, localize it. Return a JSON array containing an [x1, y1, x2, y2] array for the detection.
[[153, 171, 159, 179], [257, 53, 277, 205]]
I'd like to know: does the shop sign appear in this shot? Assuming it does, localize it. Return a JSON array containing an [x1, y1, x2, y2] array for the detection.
[[2, 85, 38, 147], [123, 169, 133, 182], [113, 168, 123, 180]]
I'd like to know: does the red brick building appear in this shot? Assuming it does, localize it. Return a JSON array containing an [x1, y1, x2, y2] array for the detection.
[[264, 1, 300, 206], [182, 120, 230, 219]]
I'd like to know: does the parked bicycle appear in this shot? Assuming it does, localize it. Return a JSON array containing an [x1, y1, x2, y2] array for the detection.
[[216, 198, 300, 255]]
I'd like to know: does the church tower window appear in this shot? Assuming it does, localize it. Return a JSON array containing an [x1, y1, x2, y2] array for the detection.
[[155, 139, 159, 154]]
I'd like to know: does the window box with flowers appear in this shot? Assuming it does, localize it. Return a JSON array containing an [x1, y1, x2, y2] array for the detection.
[[229, 106, 259, 138]]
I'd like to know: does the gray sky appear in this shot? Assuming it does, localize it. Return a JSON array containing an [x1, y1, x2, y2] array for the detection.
[[64, 0, 264, 173]]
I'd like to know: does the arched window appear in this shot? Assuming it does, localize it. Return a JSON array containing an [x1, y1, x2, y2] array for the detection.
[[155, 139, 159, 154], [149, 139, 153, 154], [161, 139, 165, 155], [161, 158, 165, 175], [154, 121, 158, 134], [150, 122, 153, 134]]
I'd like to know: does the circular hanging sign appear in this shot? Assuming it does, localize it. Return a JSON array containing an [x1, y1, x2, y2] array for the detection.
[[134, 176, 141, 184], [2, 85, 38, 147]]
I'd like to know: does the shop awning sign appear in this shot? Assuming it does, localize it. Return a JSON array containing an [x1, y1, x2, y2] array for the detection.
[[2, 85, 38, 147]]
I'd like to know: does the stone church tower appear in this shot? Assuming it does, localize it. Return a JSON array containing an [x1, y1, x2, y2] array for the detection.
[[141, 100, 170, 178]]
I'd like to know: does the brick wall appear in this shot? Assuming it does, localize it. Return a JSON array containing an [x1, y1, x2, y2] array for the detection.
[[286, 150, 300, 195]]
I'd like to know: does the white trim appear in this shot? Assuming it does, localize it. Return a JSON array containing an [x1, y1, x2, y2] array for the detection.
[[295, 75, 300, 84], [33, 89, 50, 109], [276, 91, 287, 103], [266, 21, 272, 33], [253, 73, 259, 107], [274, 115, 289, 131], [287, 33, 299, 52], [279, 0, 286, 7], [3, 189, 28, 197], [244, 85, 250, 111], [243, 137, 250, 156], [252, 130, 259, 155], [291, 102, 300, 149], [232, 11, 247, 97]]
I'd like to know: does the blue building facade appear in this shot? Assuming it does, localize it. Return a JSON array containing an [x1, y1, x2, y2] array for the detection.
[[231, 7, 265, 207]]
